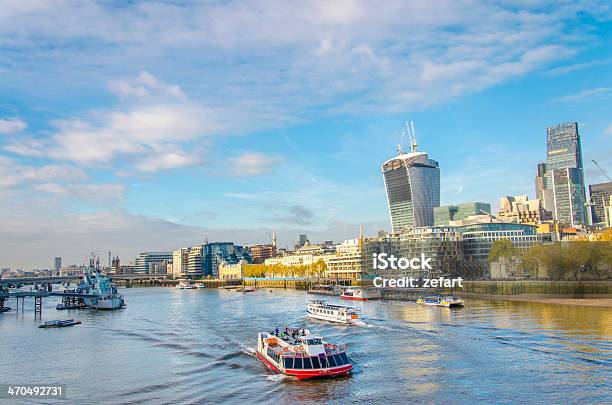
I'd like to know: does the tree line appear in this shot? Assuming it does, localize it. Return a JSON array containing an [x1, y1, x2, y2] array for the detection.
[[488, 229, 612, 280], [243, 259, 328, 279]]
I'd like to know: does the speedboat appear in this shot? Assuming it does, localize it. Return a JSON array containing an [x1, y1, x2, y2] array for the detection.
[[417, 295, 464, 308], [307, 300, 360, 324], [195, 283, 206, 289], [176, 281, 196, 290], [39, 319, 81, 328], [256, 328, 352, 379], [340, 287, 381, 301]]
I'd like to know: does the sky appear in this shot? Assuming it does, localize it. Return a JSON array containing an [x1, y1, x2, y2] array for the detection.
[[0, 0, 611, 269]]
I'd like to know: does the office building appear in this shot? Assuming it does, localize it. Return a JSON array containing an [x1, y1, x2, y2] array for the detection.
[[251, 244, 276, 264], [382, 138, 440, 231], [326, 238, 364, 280], [498, 195, 552, 224], [588, 182, 612, 226], [535, 122, 587, 226], [434, 202, 491, 226], [133, 252, 172, 275], [457, 222, 551, 263], [54, 257, 62, 273]]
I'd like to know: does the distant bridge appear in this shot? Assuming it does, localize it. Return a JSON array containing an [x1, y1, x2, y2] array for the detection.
[[0, 273, 171, 286], [0, 276, 79, 286]]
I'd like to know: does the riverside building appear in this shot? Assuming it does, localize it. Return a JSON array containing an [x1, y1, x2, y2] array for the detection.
[[382, 124, 440, 231], [588, 182, 612, 226], [326, 238, 364, 280], [133, 252, 172, 275]]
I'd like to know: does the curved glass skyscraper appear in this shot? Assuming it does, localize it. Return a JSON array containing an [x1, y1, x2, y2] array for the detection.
[[382, 151, 440, 232]]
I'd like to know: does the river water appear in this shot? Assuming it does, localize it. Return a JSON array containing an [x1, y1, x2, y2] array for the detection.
[[1, 287, 610, 404]]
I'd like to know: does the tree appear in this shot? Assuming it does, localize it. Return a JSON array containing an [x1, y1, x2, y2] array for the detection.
[[489, 239, 523, 277]]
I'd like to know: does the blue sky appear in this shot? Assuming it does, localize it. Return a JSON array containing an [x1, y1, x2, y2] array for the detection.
[[0, 0, 611, 269]]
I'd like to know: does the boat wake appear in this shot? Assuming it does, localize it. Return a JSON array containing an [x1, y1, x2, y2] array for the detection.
[[242, 347, 257, 357], [266, 374, 291, 382]]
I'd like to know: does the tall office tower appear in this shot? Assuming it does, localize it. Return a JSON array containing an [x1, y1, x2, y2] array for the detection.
[[382, 123, 440, 232], [298, 234, 308, 247], [589, 182, 612, 226], [535, 122, 587, 227], [54, 257, 62, 272]]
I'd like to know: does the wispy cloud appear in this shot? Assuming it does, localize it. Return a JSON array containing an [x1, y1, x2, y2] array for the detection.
[[546, 58, 612, 76], [0, 117, 27, 135], [228, 152, 281, 176], [555, 87, 612, 103]]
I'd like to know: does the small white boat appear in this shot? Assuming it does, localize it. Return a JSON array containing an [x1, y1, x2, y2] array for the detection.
[[176, 281, 196, 290], [195, 284, 206, 289], [307, 300, 360, 324], [340, 287, 381, 301], [417, 295, 464, 308]]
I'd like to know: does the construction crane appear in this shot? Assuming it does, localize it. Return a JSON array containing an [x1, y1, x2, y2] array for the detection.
[[586, 160, 612, 226], [592, 159, 611, 182]]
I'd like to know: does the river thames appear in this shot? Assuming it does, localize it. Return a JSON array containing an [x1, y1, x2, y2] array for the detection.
[[1, 287, 610, 404]]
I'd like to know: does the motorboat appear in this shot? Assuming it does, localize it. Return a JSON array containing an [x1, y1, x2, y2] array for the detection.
[[340, 287, 381, 301], [39, 319, 81, 328], [416, 295, 464, 308]]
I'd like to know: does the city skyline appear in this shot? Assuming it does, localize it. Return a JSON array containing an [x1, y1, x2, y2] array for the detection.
[[1, 1, 611, 268]]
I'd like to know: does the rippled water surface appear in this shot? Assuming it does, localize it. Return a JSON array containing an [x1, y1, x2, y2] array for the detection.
[[1, 287, 611, 404]]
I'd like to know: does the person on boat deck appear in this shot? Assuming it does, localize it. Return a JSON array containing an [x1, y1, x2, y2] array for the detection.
[[275, 327, 279, 336]]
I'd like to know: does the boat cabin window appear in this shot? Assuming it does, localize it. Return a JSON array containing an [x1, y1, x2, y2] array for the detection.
[[303, 357, 312, 369], [311, 356, 321, 369], [338, 352, 349, 365], [283, 357, 294, 369], [294, 358, 303, 369], [328, 355, 337, 367], [306, 338, 322, 345]]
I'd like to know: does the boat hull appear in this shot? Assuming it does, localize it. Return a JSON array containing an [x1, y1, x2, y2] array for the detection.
[[340, 296, 369, 301], [255, 351, 352, 380], [307, 312, 358, 325], [83, 297, 124, 310]]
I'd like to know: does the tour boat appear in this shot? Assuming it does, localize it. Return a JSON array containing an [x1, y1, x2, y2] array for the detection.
[[176, 281, 196, 290], [307, 300, 360, 324], [340, 287, 381, 301], [256, 328, 352, 379], [77, 258, 125, 310], [39, 319, 81, 328], [417, 295, 464, 308]]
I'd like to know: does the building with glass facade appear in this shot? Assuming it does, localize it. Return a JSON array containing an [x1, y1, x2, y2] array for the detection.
[[133, 252, 173, 274], [434, 202, 491, 226], [535, 122, 587, 226], [457, 223, 551, 263], [382, 151, 440, 231], [589, 182, 612, 226]]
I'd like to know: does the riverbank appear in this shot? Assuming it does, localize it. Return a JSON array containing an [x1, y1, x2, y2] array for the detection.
[[461, 293, 612, 308]]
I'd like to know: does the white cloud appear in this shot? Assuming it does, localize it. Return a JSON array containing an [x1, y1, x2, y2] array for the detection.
[[108, 70, 186, 101], [0, 117, 27, 134], [555, 87, 612, 103], [6, 95, 218, 171], [228, 152, 281, 176], [136, 149, 201, 172], [0, 1, 598, 122]]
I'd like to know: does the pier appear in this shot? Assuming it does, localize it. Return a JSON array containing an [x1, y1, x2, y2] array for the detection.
[[0, 289, 97, 317]]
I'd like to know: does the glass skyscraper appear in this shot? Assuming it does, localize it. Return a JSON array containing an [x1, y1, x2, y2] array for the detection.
[[382, 151, 440, 231], [536, 122, 587, 226]]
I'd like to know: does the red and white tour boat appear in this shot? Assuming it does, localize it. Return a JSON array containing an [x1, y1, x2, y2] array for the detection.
[[256, 328, 352, 379], [340, 287, 382, 301]]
